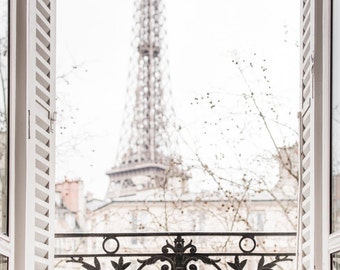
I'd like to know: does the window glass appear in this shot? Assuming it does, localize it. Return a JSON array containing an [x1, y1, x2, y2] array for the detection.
[[0, 0, 9, 235], [331, 79, 340, 231], [0, 255, 7, 270], [332, 251, 340, 270], [332, 0, 340, 233]]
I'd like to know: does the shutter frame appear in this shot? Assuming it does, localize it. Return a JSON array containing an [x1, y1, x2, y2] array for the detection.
[[15, 0, 56, 269], [298, 0, 323, 269]]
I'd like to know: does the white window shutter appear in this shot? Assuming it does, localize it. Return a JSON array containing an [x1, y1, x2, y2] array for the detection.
[[15, 0, 56, 269], [298, 0, 314, 263], [298, 0, 323, 269], [29, 1, 56, 269]]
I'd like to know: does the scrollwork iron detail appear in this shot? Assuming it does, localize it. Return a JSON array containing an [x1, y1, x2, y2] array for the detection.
[[137, 236, 221, 270], [256, 255, 292, 270], [227, 256, 247, 270], [226, 255, 292, 270], [67, 256, 131, 270], [111, 256, 132, 270], [67, 256, 101, 270]]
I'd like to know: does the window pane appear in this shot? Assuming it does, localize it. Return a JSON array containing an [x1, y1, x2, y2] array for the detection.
[[55, 0, 299, 246], [0, 0, 9, 235], [0, 255, 7, 270], [332, 0, 340, 232], [332, 92, 340, 233], [333, 251, 340, 270]]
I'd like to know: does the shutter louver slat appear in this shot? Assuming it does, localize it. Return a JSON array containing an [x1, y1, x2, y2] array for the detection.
[[35, 213, 50, 229], [35, 157, 50, 175], [36, 86, 51, 106], [36, 141, 50, 158], [40, 0, 51, 7], [36, 7, 51, 29], [35, 248, 48, 261], [36, 80, 51, 95], [302, 229, 311, 242], [35, 257, 50, 270], [35, 172, 49, 188], [302, 75, 311, 95], [35, 114, 50, 132], [302, 141, 310, 157], [303, 4, 311, 21], [36, 69, 51, 86], [35, 185, 49, 202], [37, 0, 51, 13], [302, 155, 311, 171], [36, 72, 50, 90], [302, 54, 312, 74], [36, 55, 51, 78], [302, 197, 311, 211], [36, 92, 51, 111], [302, 212, 311, 227], [35, 157, 50, 173], [36, 23, 50, 40], [36, 39, 51, 60], [302, 181, 311, 197], [36, 202, 49, 217], [35, 113, 50, 131], [302, 126, 310, 143], [302, 240, 311, 253], [36, 129, 50, 147], [35, 240, 49, 251], [35, 123, 49, 142], [302, 99, 311, 114], [302, 256, 311, 269], [35, 228, 49, 243], [36, 28, 50, 49], [302, 169, 310, 182]]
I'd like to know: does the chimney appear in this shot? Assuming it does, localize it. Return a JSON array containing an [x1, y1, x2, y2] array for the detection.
[[55, 179, 85, 213]]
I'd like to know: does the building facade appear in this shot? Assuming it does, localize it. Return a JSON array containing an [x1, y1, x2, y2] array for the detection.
[[54, 172, 298, 269]]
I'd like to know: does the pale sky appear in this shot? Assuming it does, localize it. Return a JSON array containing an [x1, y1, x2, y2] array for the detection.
[[56, 0, 300, 198]]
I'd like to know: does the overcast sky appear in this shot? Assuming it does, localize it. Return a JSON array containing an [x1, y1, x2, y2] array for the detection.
[[56, 0, 300, 198]]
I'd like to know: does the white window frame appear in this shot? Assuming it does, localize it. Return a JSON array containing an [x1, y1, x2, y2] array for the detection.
[[322, 0, 340, 268], [0, 0, 16, 269]]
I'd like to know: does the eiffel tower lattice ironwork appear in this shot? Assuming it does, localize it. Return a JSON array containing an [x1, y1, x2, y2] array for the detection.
[[106, 0, 185, 200]]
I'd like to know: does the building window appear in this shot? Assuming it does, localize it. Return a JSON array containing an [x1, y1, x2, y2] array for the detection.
[[249, 211, 265, 231], [332, 0, 340, 233], [0, 0, 9, 236]]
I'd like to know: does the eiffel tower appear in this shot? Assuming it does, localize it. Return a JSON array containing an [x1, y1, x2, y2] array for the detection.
[[106, 0, 186, 199]]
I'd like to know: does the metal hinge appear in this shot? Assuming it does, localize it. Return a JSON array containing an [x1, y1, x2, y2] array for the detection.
[[297, 111, 303, 157], [310, 53, 314, 67], [310, 53, 314, 99], [50, 111, 57, 133], [28, 110, 31, 139]]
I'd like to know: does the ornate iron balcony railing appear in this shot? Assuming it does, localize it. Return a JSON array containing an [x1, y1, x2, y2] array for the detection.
[[54, 232, 296, 270]]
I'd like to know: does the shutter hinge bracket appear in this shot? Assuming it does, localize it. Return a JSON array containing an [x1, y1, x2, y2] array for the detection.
[[50, 111, 57, 133], [310, 53, 315, 99], [28, 110, 31, 139]]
